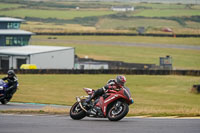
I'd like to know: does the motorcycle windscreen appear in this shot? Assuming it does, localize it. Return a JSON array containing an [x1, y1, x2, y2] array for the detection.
[[83, 88, 93, 95], [123, 87, 131, 100]]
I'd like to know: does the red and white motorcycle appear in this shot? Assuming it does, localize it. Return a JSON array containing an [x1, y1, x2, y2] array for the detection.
[[70, 87, 134, 121]]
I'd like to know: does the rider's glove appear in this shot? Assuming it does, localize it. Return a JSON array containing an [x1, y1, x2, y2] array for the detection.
[[104, 85, 109, 90], [130, 98, 134, 104]]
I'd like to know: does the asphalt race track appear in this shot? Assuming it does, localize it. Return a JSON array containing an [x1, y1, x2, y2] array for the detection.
[[0, 103, 200, 133], [0, 114, 200, 133]]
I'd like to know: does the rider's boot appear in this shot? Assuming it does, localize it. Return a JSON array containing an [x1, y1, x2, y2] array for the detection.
[[85, 88, 104, 104], [85, 91, 97, 104], [85, 96, 93, 104]]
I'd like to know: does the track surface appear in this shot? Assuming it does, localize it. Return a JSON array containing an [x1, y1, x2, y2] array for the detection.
[[0, 114, 200, 133], [0, 103, 200, 133]]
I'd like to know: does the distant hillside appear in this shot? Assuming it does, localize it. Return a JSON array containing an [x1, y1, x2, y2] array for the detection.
[[29, 0, 200, 4], [1, 0, 199, 34]]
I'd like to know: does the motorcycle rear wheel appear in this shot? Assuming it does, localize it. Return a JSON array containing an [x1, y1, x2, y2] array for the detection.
[[107, 102, 129, 121], [70, 102, 86, 120]]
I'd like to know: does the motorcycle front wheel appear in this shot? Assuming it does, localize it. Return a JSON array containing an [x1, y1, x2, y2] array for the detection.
[[1, 99, 9, 104], [107, 102, 129, 121], [70, 101, 86, 120]]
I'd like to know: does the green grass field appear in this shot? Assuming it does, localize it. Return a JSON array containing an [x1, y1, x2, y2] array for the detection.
[[133, 9, 200, 17], [133, 3, 187, 9], [0, 3, 22, 9], [186, 21, 200, 29], [0, 9, 115, 19], [33, 35, 200, 46], [31, 35, 200, 70], [6, 74, 200, 116], [21, 22, 97, 33], [97, 18, 182, 29]]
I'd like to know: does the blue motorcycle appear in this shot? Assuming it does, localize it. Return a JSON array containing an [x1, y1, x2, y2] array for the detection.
[[0, 80, 12, 104]]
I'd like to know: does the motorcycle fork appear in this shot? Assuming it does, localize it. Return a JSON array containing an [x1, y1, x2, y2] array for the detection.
[[76, 96, 87, 112]]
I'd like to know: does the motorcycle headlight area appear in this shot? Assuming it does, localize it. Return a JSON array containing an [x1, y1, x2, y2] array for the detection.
[[0, 86, 3, 90]]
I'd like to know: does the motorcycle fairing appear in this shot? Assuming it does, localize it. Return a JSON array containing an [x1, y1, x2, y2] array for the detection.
[[95, 88, 130, 117]]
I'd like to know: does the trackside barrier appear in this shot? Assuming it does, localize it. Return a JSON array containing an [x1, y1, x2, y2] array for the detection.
[[0, 69, 199, 76]]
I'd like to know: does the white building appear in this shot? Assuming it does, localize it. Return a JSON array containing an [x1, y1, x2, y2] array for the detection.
[[0, 45, 74, 69], [75, 62, 109, 70], [111, 6, 134, 12]]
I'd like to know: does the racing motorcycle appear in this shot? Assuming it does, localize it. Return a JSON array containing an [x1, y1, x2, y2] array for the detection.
[[0, 79, 17, 104], [70, 87, 134, 121]]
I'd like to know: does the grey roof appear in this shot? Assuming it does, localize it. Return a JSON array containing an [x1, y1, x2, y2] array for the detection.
[[0, 45, 74, 56], [0, 30, 34, 35], [0, 17, 24, 22]]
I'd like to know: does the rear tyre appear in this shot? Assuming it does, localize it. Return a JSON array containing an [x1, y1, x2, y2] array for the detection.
[[107, 102, 129, 121], [70, 102, 86, 120]]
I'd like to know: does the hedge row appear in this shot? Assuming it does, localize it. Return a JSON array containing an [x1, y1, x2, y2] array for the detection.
[[0, 69, 199, 76]]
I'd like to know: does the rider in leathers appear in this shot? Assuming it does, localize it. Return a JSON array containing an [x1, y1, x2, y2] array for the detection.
[[85, 75, 128, 104], [1, 70, 18, 100]]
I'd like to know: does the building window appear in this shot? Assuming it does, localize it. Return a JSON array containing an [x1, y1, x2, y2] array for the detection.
[[6, 36, 29, 46], [7, 22, 20, 29], [6, 37, 13, 46]]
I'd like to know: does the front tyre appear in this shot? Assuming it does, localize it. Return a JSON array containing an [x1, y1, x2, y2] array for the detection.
[[70, 102, 86, 120], [1, 99, 9, 104], [107, 102, 129, 121]]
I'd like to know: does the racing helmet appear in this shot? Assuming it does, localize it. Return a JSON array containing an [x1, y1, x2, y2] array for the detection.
[[116, 75, 126, 86], [7, 70, 15, 78]]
